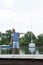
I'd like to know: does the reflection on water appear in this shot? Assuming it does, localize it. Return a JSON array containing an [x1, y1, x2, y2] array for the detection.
[[28, 43, 36, 54], [35, 49, 39, 54], [21, 47, 39, 54], [20, 49, 25, 54], [0, 46, 43, 54]]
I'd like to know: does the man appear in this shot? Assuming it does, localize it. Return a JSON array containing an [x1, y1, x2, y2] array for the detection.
[[10, 28, 24, 54]]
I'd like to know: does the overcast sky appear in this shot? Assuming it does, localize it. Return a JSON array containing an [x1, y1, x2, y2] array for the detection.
[[0, 0, 43, 36]]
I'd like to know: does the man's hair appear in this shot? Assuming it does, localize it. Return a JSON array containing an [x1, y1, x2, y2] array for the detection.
[[12, 28, 15, 32]]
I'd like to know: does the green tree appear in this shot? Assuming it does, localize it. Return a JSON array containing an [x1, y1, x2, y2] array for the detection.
[[0, 30, 12, 45], [36, 34, 43, 45], [6, 30, 12, 35], [20, 31, 36, 46], [6, 30, 12, 42]]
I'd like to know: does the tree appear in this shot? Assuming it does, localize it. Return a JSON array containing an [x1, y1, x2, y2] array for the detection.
[[36, 34, 43, 45], [6, 30, 12, 42], [20, 31, 36, 46], [6, 30, 12, 35], [0, 30, 12, 45]]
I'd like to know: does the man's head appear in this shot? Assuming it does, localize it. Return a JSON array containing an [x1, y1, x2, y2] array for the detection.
[[12, 28, 15, 33]]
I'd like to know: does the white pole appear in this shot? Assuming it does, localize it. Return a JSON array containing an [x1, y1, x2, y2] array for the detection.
[[31, 16, 32, 43]]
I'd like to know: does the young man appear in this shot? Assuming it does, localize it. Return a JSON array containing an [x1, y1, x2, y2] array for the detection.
[[10, 28, 24, 54]]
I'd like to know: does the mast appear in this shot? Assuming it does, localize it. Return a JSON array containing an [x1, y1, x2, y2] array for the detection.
[[31, 16, 32, 43]]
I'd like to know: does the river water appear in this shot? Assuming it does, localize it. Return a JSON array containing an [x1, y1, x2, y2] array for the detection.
[[0, 46, 43, 54]]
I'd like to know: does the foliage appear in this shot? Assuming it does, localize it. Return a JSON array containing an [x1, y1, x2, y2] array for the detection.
[[0, 30, 43, 46], [20, 31, 36, 46], [0, 29, 12, 45], [36, 34, 43, 45]]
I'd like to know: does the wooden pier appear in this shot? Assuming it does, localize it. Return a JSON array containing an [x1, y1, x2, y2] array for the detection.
[[0, 54, 43, 65]]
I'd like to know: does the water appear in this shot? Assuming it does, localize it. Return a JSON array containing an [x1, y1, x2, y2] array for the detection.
[[28, 43, 36, 54], [20, 46, 39, 54], [35, 49, 39, 54], [0, 46, 43, 54]]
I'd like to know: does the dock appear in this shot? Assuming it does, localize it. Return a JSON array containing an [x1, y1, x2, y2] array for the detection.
[[0, 54, 43, 59], [0, 54, 43, 65]]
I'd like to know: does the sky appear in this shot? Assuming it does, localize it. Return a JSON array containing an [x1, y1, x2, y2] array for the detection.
[[0, 0, 43, 36]]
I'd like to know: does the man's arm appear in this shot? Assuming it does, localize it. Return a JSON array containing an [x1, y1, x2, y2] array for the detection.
[[11, 37, 12, 43], [19, 33, 25, 34]]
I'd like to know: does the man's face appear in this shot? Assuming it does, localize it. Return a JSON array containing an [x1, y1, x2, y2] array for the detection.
[[12, 29, 15, 33]]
